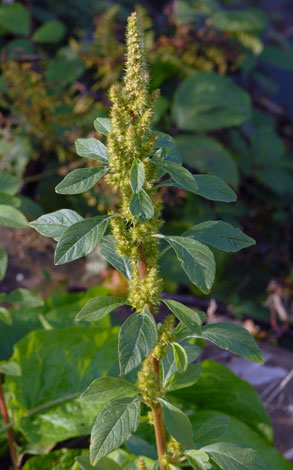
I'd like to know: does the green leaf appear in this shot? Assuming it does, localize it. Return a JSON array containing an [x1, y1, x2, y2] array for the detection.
[[33, 20, 66, 43], [0, 192, 20, 207], [0, 361, 21, 376], [200, 323, 263, 364], [154, 132, 182, 164], [185, 450, 211, 470], [165, 364, 201, 392], [75, 138, 108, 164], [0, 3, 30, 36], [81, 377, 137, 403], [55, 216, 111, 265], [100, 236, 132, 280], [76, 296, 127, 322], [130, 159, 145, 193], [184, 221, 255, 253], [162, 342, 201, 385], [0, 307, 11, 325], [90, 396, 141, 464], [55, 167, 109, 195], [0, 205, 28, 228], [173, 73, 251, 132], [211, 9, 267, 32], [162, 299, 205, 331], [202, 442, 266, 470], [30, 209, 83, 242], [0, 248, 8, 280], [175, 135, 239, 187], [172, 342, 188, 373], [159, 398, 194, 448], [153, 156, 198, 193], [3, 288, 44, 308], [0, 173, 19, 195], [46, 56, 85, 86], [22, 449, 82, 470], [94, 118, 113, 135], [260, 46, 293, 70], [129, 190, 154, 222], [119, 311, 158, 375], [158, 235, 216, 294], [77, 455, 123, 470], [193, 416, 230, 444]]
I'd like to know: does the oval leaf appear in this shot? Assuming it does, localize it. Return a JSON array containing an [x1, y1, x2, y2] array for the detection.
[[130, 158, 145, 193], [129, 190, 154, 222], [90, 396, 141, 464], [75, 138, 108, 163], [94, 118, 113, 135], [185, 450, 211, 470], [77, 455, 123, 470], [165, 364, 201, 392], [76, 296, 127, 322], [153, 156, 198, 193], [55, 167, 109, 195], [0, 248, 8, 281], [55, 216, 111, 265], [119, 311, 158, 375], [201, 442, 266, 470], [100, 236, 132, 280], [30, 209, 83, 241], [172, 342, 188, 373], [33, 20, 66, 43], [81, 377, 137, 403], [3, 288, 44, 308], [162, 299, 205, 331], [159, 398, 194, 448], [0, 205, 28, 229]]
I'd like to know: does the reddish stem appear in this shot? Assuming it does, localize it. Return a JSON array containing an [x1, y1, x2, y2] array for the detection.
[[0, 378, 19, 470]]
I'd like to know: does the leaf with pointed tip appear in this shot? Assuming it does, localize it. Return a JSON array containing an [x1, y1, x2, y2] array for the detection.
[[100, 236, 132, 280], [172, 342, 188, 373], [90, 396, 141, 464], [55, 167, 109, 195], [0, 361, 21, 376], [77, 455, 123, 470], [185, 450, 211, 470], [75, 138, 108, 163], [162, 299, 205, 331], [81, 377, 137, 404], [201, 442, 266, 470], [0, 248, 8, 280], [184, 221, 255, 253], [94, 117, 112, 135], [154, 132, 182, 164], [119, 311, 158, 375], [153, 157, 198, 193], [0, 205, 29, 228], [3, 288, 44, 308], [55, 216, 111, 265], [162, 342, 201, 384], [159, 398, 194, 448], [158, 235, 216, 294], [129, 190, 154, 222], [165, 364, 201, 392], [76, 296, 127, 322], [30, 209, 83, 241], [130, 159, 145, 193]]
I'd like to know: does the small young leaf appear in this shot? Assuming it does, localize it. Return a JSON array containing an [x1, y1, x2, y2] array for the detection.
[[201, 323, 263, 364], [55, 167, 109, 195], [30, 209, 83, 241], [157, 235, 216, 294], [0, 361, 21, 376], [90, 395, 141, 464], [129, 190, 154, 222], [76, 296, 127, 322], [153, 156, 198, 193], [100, 236, 132, 280], [77, 455, 123, 470], [94, 117, 113, 135], [159, 398, 194, 448], [165, 364, 201, 392], [185, 450, 211, 470], [162, 342, 201, 384], [119, 311, 158, 375], [55, 216, 111, 265], [130, 158, 145, 193], [0, 205, 29, 229], [172, 342, 188, 373], [0, 248, 8, 280], [184, 221, 255, 252], [201, 442, 266, 470], [75, 138, 108, 163], [81, 377, 137, 403], [3, 288, 44, 307], [162, 299, 205, 331]]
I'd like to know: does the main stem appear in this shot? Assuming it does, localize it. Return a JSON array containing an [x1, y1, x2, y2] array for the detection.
[[138, 243, 167, 470], [0, 378, 19, 470]]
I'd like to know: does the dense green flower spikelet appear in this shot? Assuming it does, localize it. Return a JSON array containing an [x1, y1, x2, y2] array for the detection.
[[106, 12, 162, 311]]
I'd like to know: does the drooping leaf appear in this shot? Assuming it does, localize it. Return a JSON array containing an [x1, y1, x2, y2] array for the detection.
[[0, 173, 19, 195], [153, 156, 198, 193], [0, 2, 30, 36], [193, 416, 230, 444], [94, 117, 113, 135], [202, 442, 266, 470], [81, 377, 137, 403], [162, 342, 201, 385], [3, 288, 44, 308], [165, 364, 201, 392], [75, 138, 108, 164], [172, 73, 251, 132], [33, 20, 66, 43], [184, 221, 255, 253], [100, 236, 132, 280], [162, 299, 205, 331], [158, 235, 216, 294], [55, 216, 111, 265], [200, 323, 263, 364], [76, 296, 127, 322], [129, 190, 154, 222], [55, 167, 109, 195], [185, 450, 211, 470], [77, 454, 123, 470], [0, 361, 21, 376], [0, 205, 28, 229], [130, 159, 145, 193], [30, 209, 83, 241], [0, 248, 8, 280], [119, 311, 158, 375], [90, 396, 141, 464], [172, 342, 188, 373], [154, 132, 182, 164], [159, 398, 194, 448]]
